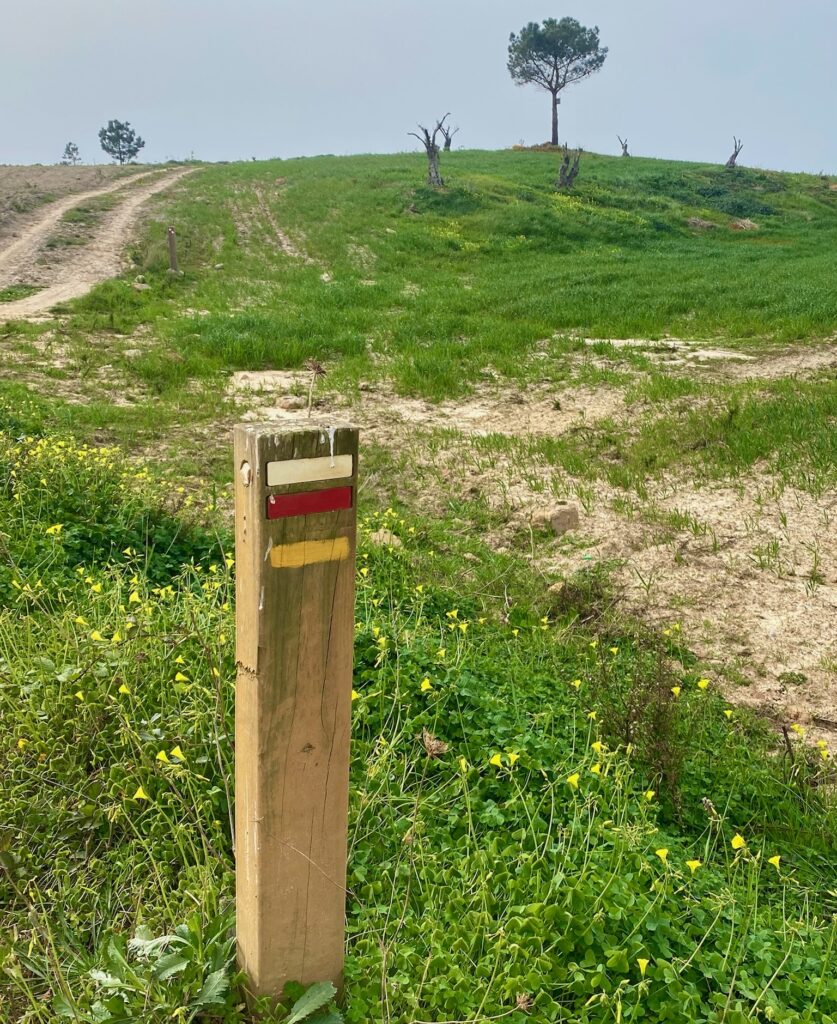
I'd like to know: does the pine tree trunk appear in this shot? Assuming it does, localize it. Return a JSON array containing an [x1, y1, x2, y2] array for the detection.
[[551, 93, 559, 146]]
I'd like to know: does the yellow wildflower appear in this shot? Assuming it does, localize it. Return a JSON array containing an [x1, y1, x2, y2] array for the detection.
[[74, 616, 88, 626], [111, 631, 122, 643], [609, 646, 619, 655], [489, 753, 503, 767], [671, 686, 681, 698], [591, 741, 604, 753], [129, 591, 141, 604], [731, 833, 746, 850], [697, 678, 710, 691], [507, 751, 520, 765], [591, 763, 602, 775], [74, 691, 84, 702], [644, 790, 655, 801], [637, 958, 649, 978], [132, 786, 149, 801], [446, 609, 459, 620], [567, 773, 580, 790], [511, 628, 519, 637], [118, 683, 130, 695], [655, 848, 669, 864], [211, 667, 220, 678], [458, 756, 468, 772], [170, 746, 185, 761], [420, 678, 433, 692], [790, 723, 805, 736], [174, 672, 189, 682], [723, 709, 733, 719], [156, 750, 170, 763], [686, 859, 702, 874], [586, 710, 597, 720], [45, 524, 63, 535], [17, 738, 28, 750], [768, 855, 781, 870], [570, 679, 582, 689], [90, 582, 102, 594], [90, 630, 105, 642], [436, 648, 446, 659], [174, 655, 185, 664], [351, 689, 360, 701]]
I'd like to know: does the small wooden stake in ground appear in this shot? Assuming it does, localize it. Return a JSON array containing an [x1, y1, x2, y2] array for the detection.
[[167, 226, 178, 272], [234, 423, 358, 1000]]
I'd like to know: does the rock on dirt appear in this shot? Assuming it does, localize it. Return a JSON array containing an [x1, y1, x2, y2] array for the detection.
[[533, 503, 580, 536], [278, 395, 306, 411]]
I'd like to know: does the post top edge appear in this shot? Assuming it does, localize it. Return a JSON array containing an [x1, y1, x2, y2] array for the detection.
[[233, 420, 358, 436]]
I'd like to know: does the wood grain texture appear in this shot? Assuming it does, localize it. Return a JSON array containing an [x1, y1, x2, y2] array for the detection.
[[234, 422, 358, 998]]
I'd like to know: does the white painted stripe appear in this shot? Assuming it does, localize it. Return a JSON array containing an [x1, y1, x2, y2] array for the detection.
[[266, 454, 353, 487]]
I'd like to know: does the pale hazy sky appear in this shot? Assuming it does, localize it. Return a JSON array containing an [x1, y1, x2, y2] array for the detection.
[[2, 0, 835, 172]]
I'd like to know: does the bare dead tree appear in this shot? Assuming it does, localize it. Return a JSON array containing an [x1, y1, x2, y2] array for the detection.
[[556, 145, 583, 189], [440, 121, 461, 152], [726, 136, 744, 169], [617, 135, 630, 157], [408, 114, 449, 187]]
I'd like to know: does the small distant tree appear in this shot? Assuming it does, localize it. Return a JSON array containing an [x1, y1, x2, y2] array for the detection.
[[439, 120, 460, 152], [408, 114, 449, 187], [726, 136, 744, 169], [98, 119, 145, 164], [508, 18, 608, 147], [617, 135, 630, 157], [61, 142, 81, 165]]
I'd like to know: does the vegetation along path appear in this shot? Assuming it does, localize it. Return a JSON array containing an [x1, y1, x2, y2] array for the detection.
[[0, 167, 193, 318]]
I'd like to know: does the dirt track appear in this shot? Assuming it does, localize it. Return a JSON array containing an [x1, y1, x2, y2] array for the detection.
[[0, 168, 194, 318]]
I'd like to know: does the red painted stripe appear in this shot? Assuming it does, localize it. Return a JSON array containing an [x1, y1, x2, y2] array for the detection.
[[266, 486, 353, 520]]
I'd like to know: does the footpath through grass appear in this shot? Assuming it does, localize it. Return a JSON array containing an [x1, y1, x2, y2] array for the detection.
[[2, 422, 836, 1023]]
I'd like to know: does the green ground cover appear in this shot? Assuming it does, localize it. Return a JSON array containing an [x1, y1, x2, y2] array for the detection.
[[8, 149, 832, 403], [1, 426, 835, 1023], [1, 150, 836, 1022]]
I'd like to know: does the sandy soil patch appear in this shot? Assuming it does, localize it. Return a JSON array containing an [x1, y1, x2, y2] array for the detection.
[[227, 357, 837, 739], [583, 336, 837, 380], [229, 370, 626, 442]]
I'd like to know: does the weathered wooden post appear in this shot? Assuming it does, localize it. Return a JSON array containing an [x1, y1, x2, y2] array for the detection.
[[233, 422, 358, 999], [167, 226, 178, 273]]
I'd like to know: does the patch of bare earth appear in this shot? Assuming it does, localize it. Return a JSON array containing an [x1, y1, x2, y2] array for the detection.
[[229, 344, 837, 740], [229, 369, 626, 446], [583, 336, 837, 380]]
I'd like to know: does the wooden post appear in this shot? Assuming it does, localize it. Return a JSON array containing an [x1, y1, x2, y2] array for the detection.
[[233, 422, 358, 1000], [167, 226, 178, 273]]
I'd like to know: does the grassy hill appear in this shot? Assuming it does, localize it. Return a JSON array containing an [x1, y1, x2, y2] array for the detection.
[[2, 151, 837, 1023]]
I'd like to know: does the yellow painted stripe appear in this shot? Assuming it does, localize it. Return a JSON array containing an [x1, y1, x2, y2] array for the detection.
[[269, 536, 350, 569]]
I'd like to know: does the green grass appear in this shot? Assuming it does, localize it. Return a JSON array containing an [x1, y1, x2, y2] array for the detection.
[[1, 428, 836, 1023], [0, 284, 42, 303], [40, 150, 837, 401]]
